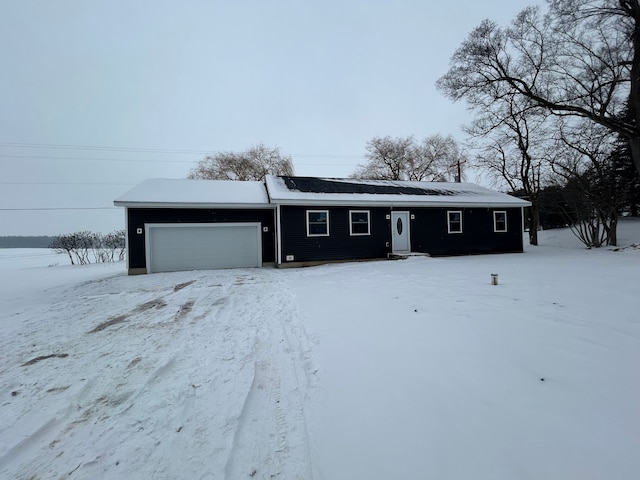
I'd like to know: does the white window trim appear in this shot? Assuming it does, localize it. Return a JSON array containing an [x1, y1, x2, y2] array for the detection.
[[447, 210, 463, 234], [306, 209, 329, 237], [349, 210, 370, 236], [493, 210, 508, 232]]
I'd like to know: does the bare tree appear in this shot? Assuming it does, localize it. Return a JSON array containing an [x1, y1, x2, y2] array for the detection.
[[49, 232, 91, 265], [437, 1, 640, 177], [352, 134, 465, 181], [104, 230, 126, 261], [550, 119, 627, 247], [352, 136, 414, 180], [50, 234, 76, 265], [465, 92, 550, 245], [189, 144, 294, 181], [418, 134, 467, 182]]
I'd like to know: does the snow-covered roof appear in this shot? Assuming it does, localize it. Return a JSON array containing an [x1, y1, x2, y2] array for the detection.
[[114, 178, 271, 208], [265, 176, 531, 208], [114, 176, 531, 209]]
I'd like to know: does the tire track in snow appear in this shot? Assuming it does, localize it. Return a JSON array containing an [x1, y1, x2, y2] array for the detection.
[[225, 348, 287, 479], [223, 273, 316, 480], [1, 273, 222, 479], [1, 269, 317, 480]]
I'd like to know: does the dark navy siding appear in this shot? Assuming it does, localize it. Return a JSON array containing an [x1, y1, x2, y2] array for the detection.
[[410, 207, 524, 255], [279, 206, 391, 263], [280, 205, 523, 263], [127, 208, 276, 269]]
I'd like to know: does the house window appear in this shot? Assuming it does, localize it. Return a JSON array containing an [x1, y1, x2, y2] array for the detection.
[[307, 210, 329, 236], [447, 211, 463, 233], [494, 211, 507, 232], [349, 210, 370, 236]]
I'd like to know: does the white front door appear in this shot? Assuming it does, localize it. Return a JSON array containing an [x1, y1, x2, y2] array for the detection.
[[391, 211, 410, 253]]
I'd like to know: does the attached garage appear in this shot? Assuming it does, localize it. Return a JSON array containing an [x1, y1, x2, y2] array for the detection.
[[114, 178, 276, 275], [145, 223, 262, 273]]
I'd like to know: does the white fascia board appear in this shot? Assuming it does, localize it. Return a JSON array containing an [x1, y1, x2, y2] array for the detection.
[[276, 204, 282, 265], [124, 206, 130, 270], [271, 199, 531, 208], [113, 201, 276, 209]]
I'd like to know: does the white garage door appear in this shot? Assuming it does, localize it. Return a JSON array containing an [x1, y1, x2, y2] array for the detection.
[[145, 223, 262, 273]]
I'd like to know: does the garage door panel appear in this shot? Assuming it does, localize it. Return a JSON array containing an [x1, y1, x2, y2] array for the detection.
[[146, 223, 261, 273]]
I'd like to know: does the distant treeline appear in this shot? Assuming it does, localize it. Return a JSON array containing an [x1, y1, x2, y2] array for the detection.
[[0, 236, 56, 248]]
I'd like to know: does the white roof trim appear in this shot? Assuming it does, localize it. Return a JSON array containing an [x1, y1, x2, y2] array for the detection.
[[264, 175, 531, 207], [113, 201, 275, 209], [271, 198, 528, 208]]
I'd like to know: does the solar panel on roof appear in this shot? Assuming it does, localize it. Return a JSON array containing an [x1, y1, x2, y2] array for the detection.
[[281, 176, 474, 196]]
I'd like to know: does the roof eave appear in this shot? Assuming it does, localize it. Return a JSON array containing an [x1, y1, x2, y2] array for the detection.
[[113, 201, 275, 209], [269, 198, 531, 208]]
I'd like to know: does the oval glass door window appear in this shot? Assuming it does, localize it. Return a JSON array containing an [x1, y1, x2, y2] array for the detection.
[[396, 217, 403, 235]]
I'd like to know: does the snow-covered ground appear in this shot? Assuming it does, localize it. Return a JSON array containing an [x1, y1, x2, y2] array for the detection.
[[1, 220, 639, 479]]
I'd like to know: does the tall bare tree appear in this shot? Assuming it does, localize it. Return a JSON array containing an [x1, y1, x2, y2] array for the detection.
[[352, 136, 414, 180], [419, 134, 467, 182], [465, 92, 550, 245], [437, 1, 640, 177], [189, 144, 294, 181], [352, 134, 465, 182]]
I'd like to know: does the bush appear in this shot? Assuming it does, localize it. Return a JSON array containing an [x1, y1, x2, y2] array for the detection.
[[49, 230, 125, 265]]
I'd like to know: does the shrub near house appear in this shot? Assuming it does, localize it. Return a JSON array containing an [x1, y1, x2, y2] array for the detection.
[[50, 230, 125, 265]]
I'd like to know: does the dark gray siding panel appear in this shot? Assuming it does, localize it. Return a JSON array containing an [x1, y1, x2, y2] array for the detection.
[[127, 208, 276, 269], [410, 207, 523, 255], [280, 205, 523, 262], [280, 206, 391, 263]]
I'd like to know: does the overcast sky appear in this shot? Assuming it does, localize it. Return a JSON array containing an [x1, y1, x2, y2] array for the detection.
[[0, 0, 540, 236]]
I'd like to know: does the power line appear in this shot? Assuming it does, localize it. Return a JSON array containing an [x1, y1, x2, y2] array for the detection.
[[0, 207, 118, 211], [0, 182, 135, 186], [0, 153, 362, 166], [0, 154, 199, 164], [0, 141, 365, 161], [0, 141, 210, 155]]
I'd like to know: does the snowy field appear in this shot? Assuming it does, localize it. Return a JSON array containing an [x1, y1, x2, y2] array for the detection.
[[1, 221, 639, 479]]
